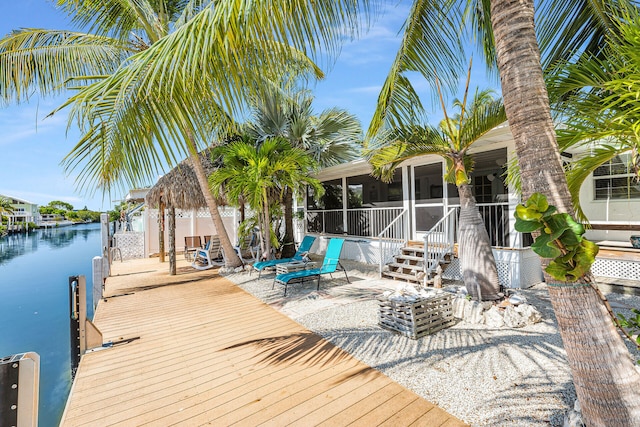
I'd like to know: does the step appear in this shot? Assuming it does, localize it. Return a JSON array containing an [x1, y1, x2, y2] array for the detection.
[[387, 262, 424, 272], [394, 254, 424, 262], [401, 247, 425, 256], [382, 270, 423, 283], [382, 271, 422, 283]]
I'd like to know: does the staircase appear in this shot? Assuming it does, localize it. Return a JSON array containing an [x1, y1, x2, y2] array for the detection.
[[382, 241, 454, 285], [381, 208, 458, 286]]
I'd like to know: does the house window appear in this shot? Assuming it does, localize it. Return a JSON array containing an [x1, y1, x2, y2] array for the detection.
[[346, 170, 403, 208], [307, 179, 343, 210], [593, 154, 640, 200]]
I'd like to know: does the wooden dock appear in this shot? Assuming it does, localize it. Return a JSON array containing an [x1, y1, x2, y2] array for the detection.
[[60, 258, 467, 426]]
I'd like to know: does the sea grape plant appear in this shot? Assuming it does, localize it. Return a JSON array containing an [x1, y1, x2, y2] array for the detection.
[[514, 193, 599, 282]]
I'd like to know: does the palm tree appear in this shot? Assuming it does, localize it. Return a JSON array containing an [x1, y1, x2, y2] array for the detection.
[[549, 10, 640, 222], [0, 197, 15, 226], [368, 87, 506, 301], [367, 1, 640, 424], [0, 0, 359, 267], [209, 137, 323, 260], [245, 86, 362, 258]]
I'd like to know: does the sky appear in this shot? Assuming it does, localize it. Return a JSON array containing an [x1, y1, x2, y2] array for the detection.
[[0, 0, 496, 212]]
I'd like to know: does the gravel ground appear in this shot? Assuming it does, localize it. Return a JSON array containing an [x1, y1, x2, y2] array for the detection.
[[223, 259, 640, 426]]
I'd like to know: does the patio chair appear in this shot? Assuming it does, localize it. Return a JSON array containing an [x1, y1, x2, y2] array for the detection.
[[192, 236, 223, 270], [233, 230, 261, 264], [273, 238, 349, 296], [184, 236, 202, 260], [252, 235, 317, 279]]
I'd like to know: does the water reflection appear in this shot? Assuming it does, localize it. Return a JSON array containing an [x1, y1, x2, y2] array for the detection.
[[0, 225, 99, 265], [0, 222, 101, 427]]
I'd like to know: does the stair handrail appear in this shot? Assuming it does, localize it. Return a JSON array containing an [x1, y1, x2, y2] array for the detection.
[[423, 208, 458, 282], [377, 209, 408, 276]]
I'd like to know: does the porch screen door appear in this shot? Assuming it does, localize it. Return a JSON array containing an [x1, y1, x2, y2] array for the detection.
[[412, 163, 446, 236]]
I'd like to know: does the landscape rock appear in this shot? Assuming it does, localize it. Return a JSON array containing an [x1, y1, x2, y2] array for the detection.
[[464, 300, 485, 324], [514, 303, 542, 324], [484, 306, 505, 328], [503, 305, 527, 328], [563, 399, 585, 427]]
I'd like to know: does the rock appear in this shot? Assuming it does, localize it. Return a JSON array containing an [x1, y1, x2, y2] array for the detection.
[[514, 303, 542, 324], [233, 266, 244, 273], [452, 297, 467, 319], [464, 300, 485, 324], [503, 306, 527, 328], [484, 306, 505, 328], [563, 399, 585, 427]]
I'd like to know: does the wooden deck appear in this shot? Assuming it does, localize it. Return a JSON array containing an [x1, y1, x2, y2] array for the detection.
[[61, 258, 467, 426]]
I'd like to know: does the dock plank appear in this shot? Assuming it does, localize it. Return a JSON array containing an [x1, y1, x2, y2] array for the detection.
[[61, 258, 467, 426]]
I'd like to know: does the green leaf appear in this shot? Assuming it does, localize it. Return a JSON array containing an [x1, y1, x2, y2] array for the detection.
[[545, 260, 572, 281], [531, 232, 562, 259], [515, 204, 543, 221], [525, 192, 549, 212], [514, 216, 544, 232]]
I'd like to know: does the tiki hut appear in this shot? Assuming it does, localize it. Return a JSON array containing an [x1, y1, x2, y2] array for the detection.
[[146, 148, 223, 274]]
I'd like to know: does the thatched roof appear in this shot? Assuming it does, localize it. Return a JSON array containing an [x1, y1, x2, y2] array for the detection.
[[146, 147, 222, 209]]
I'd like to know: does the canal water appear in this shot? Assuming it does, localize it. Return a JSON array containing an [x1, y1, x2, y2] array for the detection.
[[0, 223, 101, 426]]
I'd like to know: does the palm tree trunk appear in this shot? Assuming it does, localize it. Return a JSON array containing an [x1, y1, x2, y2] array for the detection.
[[490, 0, 640, 424], [185, 136, 243, 268], [457, 183, 500, 300], [159, 201, 165, 263], [168, 206, 176, 275], [281, 188, 296, 259], [262, 188, 273, 260]]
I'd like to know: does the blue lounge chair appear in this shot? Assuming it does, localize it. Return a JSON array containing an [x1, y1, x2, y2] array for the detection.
[[252, 235, 317, 278], [273, 238, 349, 296]]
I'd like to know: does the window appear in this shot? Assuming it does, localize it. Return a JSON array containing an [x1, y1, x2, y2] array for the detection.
[[307, 179, 343, 210], [593, 154, 640, 200], [346, 171, 403, 208]]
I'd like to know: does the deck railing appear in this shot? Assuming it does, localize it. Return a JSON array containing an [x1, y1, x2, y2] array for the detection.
[[448, 202, 510, 247], [377, 209, 409, 276], [423, 208, 458, 279], [306, 207, 405, 237]]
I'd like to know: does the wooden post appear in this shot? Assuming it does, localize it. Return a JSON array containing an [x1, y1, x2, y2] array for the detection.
[[159, 201, 165, 263], [169, 206, 176, 275]]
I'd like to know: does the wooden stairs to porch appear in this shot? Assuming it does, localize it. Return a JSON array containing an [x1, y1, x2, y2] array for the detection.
[[382, 241, 454, 285]]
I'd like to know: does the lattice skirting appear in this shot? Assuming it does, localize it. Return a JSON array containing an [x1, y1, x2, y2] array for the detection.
[[592, 258, 640, 280], [442, 248, 543, 289], [113, 232, 144, 260]]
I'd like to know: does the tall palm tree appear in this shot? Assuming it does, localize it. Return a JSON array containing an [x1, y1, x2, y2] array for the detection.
[[209, 137, 323, 260], [367, 1, 640, 424], [245, 86, 362, 258], [0, 0, 248, 266], [368, 88, 506, 301]]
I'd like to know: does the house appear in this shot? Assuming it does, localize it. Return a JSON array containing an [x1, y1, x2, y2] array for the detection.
[[0, 194, 39, 225], [306, 125, 640, 288]]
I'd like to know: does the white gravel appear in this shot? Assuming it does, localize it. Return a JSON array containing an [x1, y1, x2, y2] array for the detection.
[[224, 260, 640, 426]]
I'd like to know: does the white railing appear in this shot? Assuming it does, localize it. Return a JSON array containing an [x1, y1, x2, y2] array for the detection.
[[423, 208, 458, 278], [377, 209, 408, 276], [306, 207, 404, 237], [448, 202, 510, 247]]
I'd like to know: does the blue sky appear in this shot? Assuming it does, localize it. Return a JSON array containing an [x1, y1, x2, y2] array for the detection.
[[0, 1, 496, 211]]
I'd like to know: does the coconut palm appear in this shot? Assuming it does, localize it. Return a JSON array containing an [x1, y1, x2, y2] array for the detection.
[[549, 9, 640, 222], [209, 137, 323, 260], [0, 197, 15, 225], [0, 0, 363, 267], [245, 86, 362, 258], [368, 87, 506, 301], [367, 0, 640, 423]]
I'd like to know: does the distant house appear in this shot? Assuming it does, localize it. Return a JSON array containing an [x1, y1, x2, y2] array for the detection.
[[0, 194, 39, 224]]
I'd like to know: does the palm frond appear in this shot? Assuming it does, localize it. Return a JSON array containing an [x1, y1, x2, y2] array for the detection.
[[367, 0, 464, 139], [0, 29, 130, 104]]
